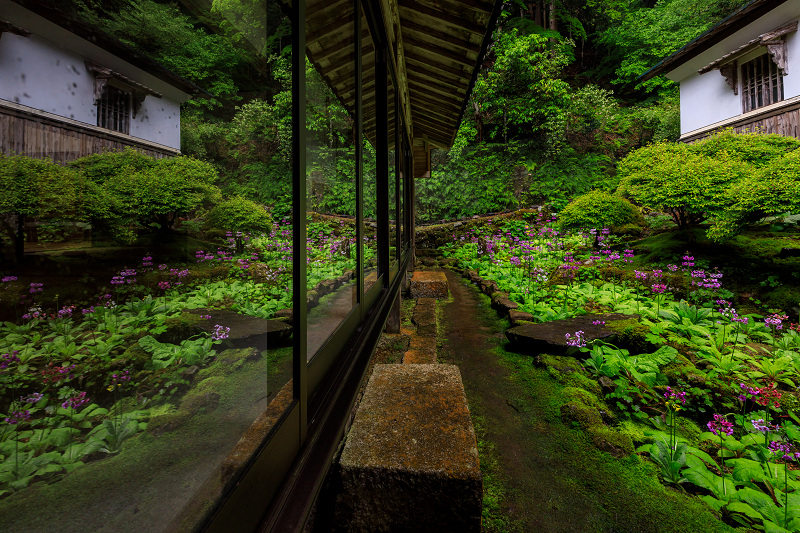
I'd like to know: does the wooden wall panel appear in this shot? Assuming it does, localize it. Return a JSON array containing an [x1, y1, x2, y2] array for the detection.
[[0, 107, 177, 162]]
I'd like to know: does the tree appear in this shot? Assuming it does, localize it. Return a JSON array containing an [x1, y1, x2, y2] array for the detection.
[[0, 155, 85, 262], [616, 142, 751, 229], [205, 196, 272, 253]]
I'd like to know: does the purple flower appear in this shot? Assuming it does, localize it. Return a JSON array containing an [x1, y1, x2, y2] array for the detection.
[[61, 391, 89, 410], [651, 283, 667, 294], [0, 351, 20, 369], [2, 276, 17, 283], [211, 325, 230, 341], [707, 414, 733, 436], [768, 441, 800, 461], [29, 282, 43, 294], [22, 392, 44, 404], [751, 418, 779, 433], [565, 330, 587, 347], [592, 320, 605, 325], [664, 386, 687, 405], [4, 410, 30, 425], [158, 281, 171, 290], [682, 254, 694, 268], [765, 313, 788, 330]]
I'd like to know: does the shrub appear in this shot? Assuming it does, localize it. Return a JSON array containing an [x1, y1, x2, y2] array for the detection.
[[558, 190, 643, 230], [692, 129, 800, 168], [68, 148, 156, 184], [616, 142, 751, 229], [205, 196, 271, 233], [708, 149, 800, 241]]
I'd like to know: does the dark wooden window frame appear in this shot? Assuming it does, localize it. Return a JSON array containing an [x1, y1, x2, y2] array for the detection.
[[96, 83, 131, 134], [741, 52, 784, 113]]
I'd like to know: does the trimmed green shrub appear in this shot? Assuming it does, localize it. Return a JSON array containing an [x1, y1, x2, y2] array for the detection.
[[558, 189, 643, 230], [708, 149, 800, 241], [205, 196, 271, 232], [692, 129, 800, 168], [68, 147, 156, 184], [616, 141, 751, 229]]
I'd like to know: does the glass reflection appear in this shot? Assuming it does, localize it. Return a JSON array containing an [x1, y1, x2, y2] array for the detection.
[[305, 0, 357, 358], [0, 1, 293, 531], [362, 8, 378, 294], [388, 76, 397, 266]]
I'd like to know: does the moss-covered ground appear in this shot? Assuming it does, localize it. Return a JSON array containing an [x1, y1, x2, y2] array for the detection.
[[437, 270, 738, 533]]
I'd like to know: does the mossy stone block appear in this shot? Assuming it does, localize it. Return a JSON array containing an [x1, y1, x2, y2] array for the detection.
[[335, 364, 481, 533]]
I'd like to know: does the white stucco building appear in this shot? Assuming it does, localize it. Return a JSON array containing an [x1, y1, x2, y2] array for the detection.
[[0, 0, 200, 161], [644, 0, 800, 142]]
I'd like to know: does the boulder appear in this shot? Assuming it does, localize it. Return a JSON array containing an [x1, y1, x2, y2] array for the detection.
[[506, 313, 638, 356]]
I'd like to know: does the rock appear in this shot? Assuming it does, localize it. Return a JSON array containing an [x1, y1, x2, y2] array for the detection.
[[491, 292, 518, 313], [335, 364, 481, 532], [410, 271, 449, 299], [274, 308, 293, 324], [440, 257, 457, 267], [508, 309, 533, 326], [307, 289, 320, 308], [778, 247, 800, 259], [413, 298, 437, 337], [506, 313, 638, 356]]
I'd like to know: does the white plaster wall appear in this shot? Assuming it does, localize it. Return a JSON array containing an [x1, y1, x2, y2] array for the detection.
[[0, 0, 188, 151], [0, 33, 96, 123], [679, 71, 742, 135], [782, 30, 800, 99], [130, 97, 182, 149]]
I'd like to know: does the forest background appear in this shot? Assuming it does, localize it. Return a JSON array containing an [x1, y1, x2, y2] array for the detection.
[[62, 0, 753, 224]]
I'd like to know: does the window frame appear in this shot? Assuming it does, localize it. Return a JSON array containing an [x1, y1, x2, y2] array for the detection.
[[740, 52, 785, 113]]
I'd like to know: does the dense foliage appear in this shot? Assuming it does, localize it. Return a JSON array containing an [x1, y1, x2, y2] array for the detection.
[[558, 189, 643, 230]]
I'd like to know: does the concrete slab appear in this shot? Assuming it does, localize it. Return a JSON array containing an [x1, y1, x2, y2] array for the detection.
[[335, 364, 481, 532], [410, 270, 448, 299]]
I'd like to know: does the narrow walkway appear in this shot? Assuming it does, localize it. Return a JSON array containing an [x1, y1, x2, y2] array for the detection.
[[436, 269, 732, 533]]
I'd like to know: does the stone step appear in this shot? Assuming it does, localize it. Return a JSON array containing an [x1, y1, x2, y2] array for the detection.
[[410, 270, 448, 299], [403, 335, 437, 364], [334, 364, 481, 532], [411, 297, 437, 337]]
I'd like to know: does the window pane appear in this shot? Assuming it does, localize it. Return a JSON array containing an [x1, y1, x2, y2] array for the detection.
[[305, 0, 358, 358], [0, 1, 294, 531], [388, 75, 397, 265], [362, 8, 378, 294]]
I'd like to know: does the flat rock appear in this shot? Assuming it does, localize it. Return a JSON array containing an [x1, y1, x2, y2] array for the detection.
[[335, 364, 481, 532], [508, 309, 533, 326], [185, 308, 292, 349], [410, 271, 448, 299], [506, 313, 637, 356], [412, 298, 437, 337]]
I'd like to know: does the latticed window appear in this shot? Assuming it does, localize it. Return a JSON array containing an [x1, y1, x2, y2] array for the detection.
[[97, 84, 130, 134], [741, 54, 784, 112]]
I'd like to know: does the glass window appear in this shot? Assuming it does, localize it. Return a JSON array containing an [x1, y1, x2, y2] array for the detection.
[[388, 74, 397, 266], [362, 8, 378, 294], [0, 1, 294, 531], [305, 1, 358, 358]]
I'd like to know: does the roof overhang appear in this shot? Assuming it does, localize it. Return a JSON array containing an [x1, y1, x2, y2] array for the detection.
[[306, 0, 501, 149], [641, 0, 789, 82]]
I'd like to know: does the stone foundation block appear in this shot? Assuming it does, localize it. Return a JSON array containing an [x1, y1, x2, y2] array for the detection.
[[410, 271, 448, 299], [335, 364, 481, 532]]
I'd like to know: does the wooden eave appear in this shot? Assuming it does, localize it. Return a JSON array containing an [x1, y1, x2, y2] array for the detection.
[[305, 0, 500, 149], [641, 0, 789, 81]]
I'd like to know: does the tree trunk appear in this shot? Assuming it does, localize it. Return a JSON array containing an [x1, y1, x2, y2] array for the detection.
[[549, 2, 557, 32]]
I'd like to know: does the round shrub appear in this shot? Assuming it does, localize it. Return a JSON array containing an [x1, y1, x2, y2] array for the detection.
[[205, 195, 272, 233], [558, 189, 643, 231]]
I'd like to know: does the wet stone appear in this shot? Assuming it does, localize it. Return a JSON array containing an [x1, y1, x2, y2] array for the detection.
[[410, 271, 449, 299], [335, 364, 481, 533], [508, 309, 533, 326], [506, 313, 637, 356]]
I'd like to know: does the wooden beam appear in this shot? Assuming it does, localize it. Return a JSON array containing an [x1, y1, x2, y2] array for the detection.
[[405, 55, 470, 81], [401, 19, 481, 53], [398, 2, 486, 35], [406, 73, 467, 99], [307, 13, 355, 45], [410, 92, 461, 114], [403, 34, 477, 68]]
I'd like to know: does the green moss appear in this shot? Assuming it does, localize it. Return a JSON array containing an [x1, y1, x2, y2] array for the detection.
[[159, 312, 206, 344], [618, 419, 652, 444], [676, 417, 702, 443], [661, 354, 696, 382], [540, 354, 602, 395], [560, 400, 603, 429], [588, 426, 635, 457]]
